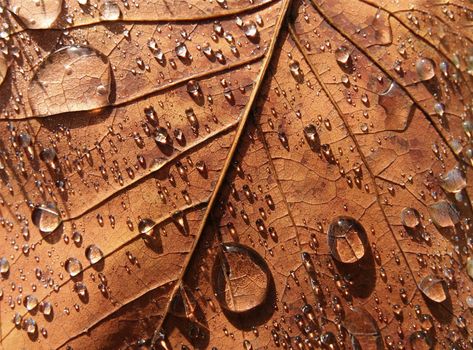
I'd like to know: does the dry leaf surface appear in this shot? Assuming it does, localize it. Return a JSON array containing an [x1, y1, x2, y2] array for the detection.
[[0, 0, 472, 349]]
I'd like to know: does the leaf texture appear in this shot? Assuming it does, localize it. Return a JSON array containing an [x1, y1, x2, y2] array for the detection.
[[0, 0, 472, 349]]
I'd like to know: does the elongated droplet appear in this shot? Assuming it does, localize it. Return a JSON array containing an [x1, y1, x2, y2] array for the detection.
[[29, 46, 112, 116], [401, 207, 421, 228], [416, 58, 435, 81], [409, 331, 433, 350], [419, 275, 447, 303], [440, 167, 466, 193], [328, 216, 366, 263], [378, 81, 413, 130], [9, 0, 63, 29], [170, 285, 197, 320], [343, 308, 382, 349], [0, 55, 7, 87], [213, 243, 270, 313], [467, 257, 473, 280], [243, 21, 258, 40], [428, 200, 459, 228], [138, 218, 156, 236], [85, 245, 103, 264], [65, 257, 83, 277], [0, 257, 10, 274], [32, 203, 61, 233]]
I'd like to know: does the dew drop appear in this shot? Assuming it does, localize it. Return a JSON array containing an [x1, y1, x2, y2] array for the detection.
[[85, 245, 103, 264], [378, 81, 413, 130], [0, 257, 10, 274], [212, 243, 270, 313], [99, 1, 122, 20], [401, 207, 421, 228], [175, 42, 189, 59], [343, 307, 382, 349], [29, 46, 112, 115], [439, 167, 466, 193], [65, 257, 83, 277], [243, 21, 258, 40], [428, 200, 460, 228], [409, 331, 433, 350], [419, 275, 447, 303], [416, 58, 435, 81], [328, 216, 366, 263], [24, 318, 37, 334], [24, 295, 38, 311], [32, 203, 61, 233], [138, 218, 156, 236], [9, 0, 63, 29], [335, 46, 350, 64]]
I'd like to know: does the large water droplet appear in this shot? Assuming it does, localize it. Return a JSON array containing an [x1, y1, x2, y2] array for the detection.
[[138, 218, 156, 236], [65, 257, 83, 277], [23, 318, 37, 334], [99, 1, 121, 20], [32, 203, 61, 233], [212, 243, 270, 313], [378, 81, 413, 130], [85, 245, 103, 264], [335, 46, 351, 65], [419, 275, 447, 303], [428, 200, 460, 228], [416, 58, 436, 81], [439, 167, 466, 193], [170, 284, 197, 320], [343, 307, 382, 349], [243, 21, 258, 41], [29, 46, 112, 116], [467, 257, 473, 280], [9, 0, 63, 29], [328, 216, 366, 263], [401, 207, 421, 228], [24, 295, 38, 311]]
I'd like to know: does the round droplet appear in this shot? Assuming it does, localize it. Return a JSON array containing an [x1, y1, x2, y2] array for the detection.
[[40, 301, 53, 316], [24, 295, 38, 311], [85, 245, 103, 264], [419, 275, 447, 303], [440, 167, 466, 193], [212, 243, 270, 313], [23, 318, 37, 334], [335, 46, 350, 64], [32, 203, 61, 233], [29, 46, 112, 116], [138, 218, 156, 236], [99, 1, 121, 20], [328, 216, 366, 263], [428, 200, 460, 228], [9, 0, 63, 29], [243, 21, 258, 40], [65, 257, 83, 277], [0, 257, 9, 274], [401, 207, 421, 228], [416, 58, 435, 81], [343, 307, 382, 349]]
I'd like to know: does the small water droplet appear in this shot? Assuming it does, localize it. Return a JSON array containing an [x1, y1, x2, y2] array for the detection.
[[243, 21, 258, 40], [335, 46, 350, 64], [0, 257, 10, 274], [138, 218, 156, 236], [24, 295, 38, 311]]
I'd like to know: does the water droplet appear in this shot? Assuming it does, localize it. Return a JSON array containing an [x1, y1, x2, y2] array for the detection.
[[328, 216, 366, 263], [65, 257, 83, 277], [138, 218, 156, 236], [419, 275, 447, 303], [335, 46, 350, 64], [409, 331, 433, 350], [99, 0, 121, 20], [0, 257, 10, 274], [29, 46, 112, 116], [175, 42, 189, 59], [85, 245, 103, 264], [24, 295, 38, 311], [32, 203, 61, 233], [40, 301, 52, 316], [303, 124, 320, 150], [212, 243, 270, 313], [401, 207, 421, 228], [243, 21, 258, 40], [416, 58, 436, 81], [440, 167, 466, 193], [378, 81, 413, 130], [9, 0, 63, 29], [467, 257, 473, 279], [24, 318, 37, 334], [428, 200, 460, 228], [343, 307, 382, 349], [170, 285, 197, 320], [0, 54, 7, 87], [289, 60, 303, 81]]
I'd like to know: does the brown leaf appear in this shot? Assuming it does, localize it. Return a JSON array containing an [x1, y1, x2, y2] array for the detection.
[[0, 0, 472, 349]]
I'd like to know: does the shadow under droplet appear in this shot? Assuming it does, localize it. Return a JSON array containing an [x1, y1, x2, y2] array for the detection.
[[423, 293, 453, 325]]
